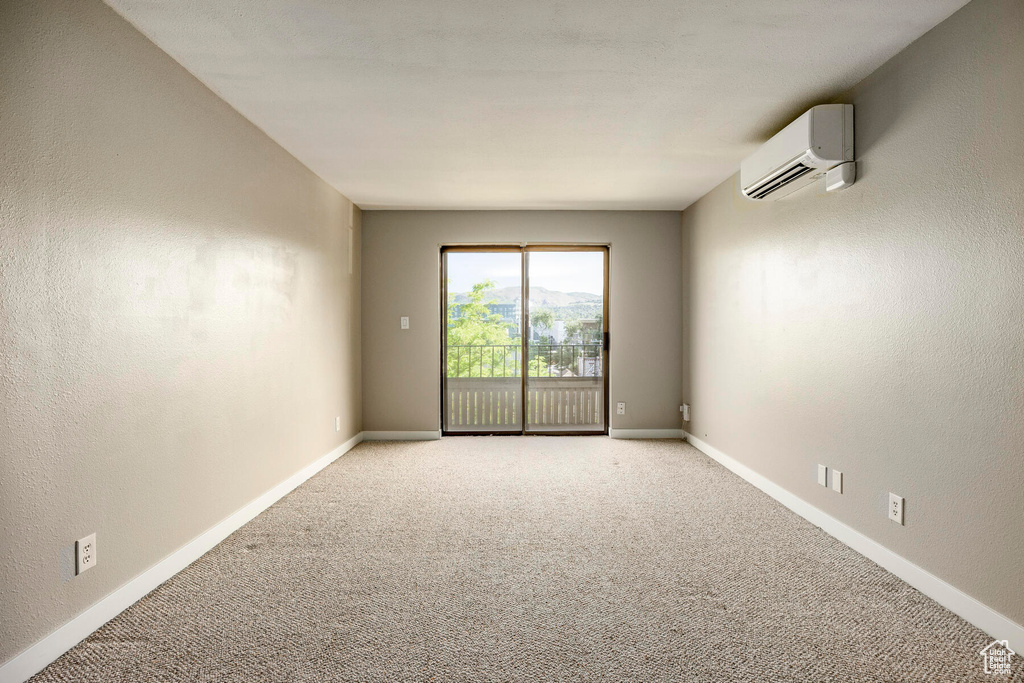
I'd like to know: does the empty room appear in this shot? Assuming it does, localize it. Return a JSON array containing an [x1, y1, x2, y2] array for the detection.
[[2, 0, 1022, 680]]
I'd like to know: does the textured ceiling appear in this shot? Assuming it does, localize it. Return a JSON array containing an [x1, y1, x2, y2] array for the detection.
[[105, 0, 969, 210]]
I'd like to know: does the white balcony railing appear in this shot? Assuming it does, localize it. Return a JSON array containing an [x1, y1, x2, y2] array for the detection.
[[444, 344, 605, 432], [444, 376, 604, 431]]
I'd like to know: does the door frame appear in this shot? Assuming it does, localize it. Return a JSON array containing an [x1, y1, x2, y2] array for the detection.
[[439, 243, 609, 436]]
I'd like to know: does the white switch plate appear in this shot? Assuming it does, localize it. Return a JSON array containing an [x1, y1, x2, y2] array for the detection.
[[616, 402, 626, 415], [832, 470, 843, 493], [889, 493, 904, 525], [400, 316, 409, 330], [817, 464, 828, 487], [335, 416, 341, 432], [76, 533, 97, 574], [681, 403, 690, 421]]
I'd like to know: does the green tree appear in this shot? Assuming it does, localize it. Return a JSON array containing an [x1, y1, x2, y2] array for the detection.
[[447, 280, 519, 377], [445, 281, 591, 378], [530, 309, 555, 342]]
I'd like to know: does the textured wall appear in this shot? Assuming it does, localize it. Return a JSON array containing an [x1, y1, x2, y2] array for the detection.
[[361, 211, 682, 432], [0, 0, 361, 663], [680, 0, 1023, 624]]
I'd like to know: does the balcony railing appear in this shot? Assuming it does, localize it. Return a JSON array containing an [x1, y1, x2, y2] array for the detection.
[[444, 344, 604, 431], [446, 343, 602, 378]]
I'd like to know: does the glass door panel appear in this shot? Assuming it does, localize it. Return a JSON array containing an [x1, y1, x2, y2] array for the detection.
[[524, 248, 607, 433], [442, 249, 523, 434]]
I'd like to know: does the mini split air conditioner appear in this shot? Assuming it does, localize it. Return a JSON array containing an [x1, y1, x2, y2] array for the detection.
[[740, 104, 855, 200]]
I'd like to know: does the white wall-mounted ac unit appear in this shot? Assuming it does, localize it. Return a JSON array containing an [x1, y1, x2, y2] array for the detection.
[[740, 104, 854, 200]]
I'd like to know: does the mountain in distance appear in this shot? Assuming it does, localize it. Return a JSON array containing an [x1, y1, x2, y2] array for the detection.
[[450, 286, 600, 307]]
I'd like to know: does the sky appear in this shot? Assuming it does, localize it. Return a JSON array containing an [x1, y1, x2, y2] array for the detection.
[[446, 251, 604, 295]]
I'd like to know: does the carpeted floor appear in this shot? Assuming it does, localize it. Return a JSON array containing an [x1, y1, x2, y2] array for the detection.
[[32, 438, 1008, 682]]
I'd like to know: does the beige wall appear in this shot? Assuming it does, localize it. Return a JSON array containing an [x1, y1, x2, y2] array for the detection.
[[681, 0, 1023, 625], [362, 211, 682, 432], [0, 0, 361, 663]]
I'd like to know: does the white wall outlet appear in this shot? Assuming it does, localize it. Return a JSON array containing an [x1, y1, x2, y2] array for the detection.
[[681, 403, 690, 421], [335, 416, 341, 432], [616, 402, 626, 415], [832, 470, 843, 493], [889, 493, 905, 525], [400, 316, 409, 330], [76, 533, 97, 574], [817, 464, 828, 487]]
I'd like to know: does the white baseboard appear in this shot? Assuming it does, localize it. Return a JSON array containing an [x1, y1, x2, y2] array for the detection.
[[362, 430, 442, 441], [0, 431, 365, 683], [609, 428, 685, 439], [683, 432, 1024, 652]]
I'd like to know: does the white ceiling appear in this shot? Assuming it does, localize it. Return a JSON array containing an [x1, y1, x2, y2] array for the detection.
[[106, 0, 969, 210]]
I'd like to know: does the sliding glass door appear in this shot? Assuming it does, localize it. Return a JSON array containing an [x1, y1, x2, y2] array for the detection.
[[441, 245, 608, 435], [524, 247, 607, 433], [442, 248, 524, 434]]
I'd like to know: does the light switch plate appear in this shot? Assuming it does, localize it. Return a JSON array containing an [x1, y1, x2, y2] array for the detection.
[[400, 316, 409, 330], [832, 470, 843, 493], [817, 464, 828, 487]]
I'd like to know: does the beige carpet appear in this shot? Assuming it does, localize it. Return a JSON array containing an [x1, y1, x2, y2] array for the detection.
[[32, 437, 1008, 682]]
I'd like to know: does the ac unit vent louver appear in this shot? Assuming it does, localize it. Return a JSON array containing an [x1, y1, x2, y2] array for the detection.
[[748, 163, 813, 199]]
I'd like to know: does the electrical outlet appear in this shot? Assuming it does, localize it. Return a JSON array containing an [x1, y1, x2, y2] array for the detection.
[[889, 493, 904, 525], [400, 316, 409, 330], [832, 470, 843, 493], [817, 464, 827, 487], [681, 403, 690, 421], [335, 416, 341, 432], [616, 402, 626, 415], [76, 533, 96, 574]]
